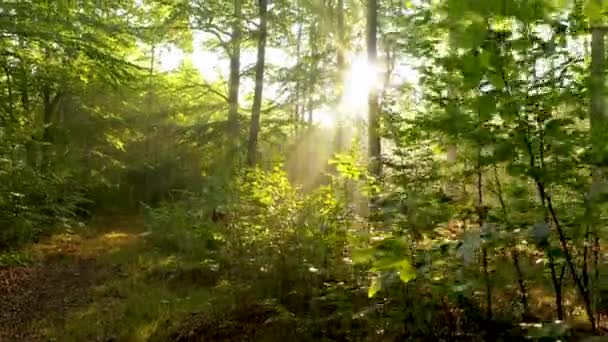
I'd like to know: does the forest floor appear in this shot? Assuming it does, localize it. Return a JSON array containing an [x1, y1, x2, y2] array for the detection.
[[0, 215, 206, 341]]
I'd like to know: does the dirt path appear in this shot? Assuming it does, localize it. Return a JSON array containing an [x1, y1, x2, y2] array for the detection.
[[0, 216, 143, 341]]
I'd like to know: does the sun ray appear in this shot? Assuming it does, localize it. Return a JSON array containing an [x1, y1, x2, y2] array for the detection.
[[340, 54, 381, 118]]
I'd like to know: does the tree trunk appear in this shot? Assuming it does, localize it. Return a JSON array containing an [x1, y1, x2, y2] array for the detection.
[[588, 0, 605, 326], [549, 252, 564, 320], [307, 23, 317, 125], [4, 64, 13, 120], [294, 7, 303, 138], [493, 165, 530, 317], [40, 85, 61, 171], [476, 139, 492, 321], [246, 0, 268, 167], [334, 0, 346, 152], [228, 0, 242, 141], [366, 0, 381, 179]]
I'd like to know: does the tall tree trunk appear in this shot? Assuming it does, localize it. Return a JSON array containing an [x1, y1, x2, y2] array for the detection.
[[588, 0, 605, 326], [294, 6, 303, 138], [475, 111, 492, 321], [524, 127, 595, 328], [19, 40, 29, 114], [366, 0, 381, 179], [334, 0, 346, 152], [307, 23, 318, 125], [493, 166, 530, 317], [4, 64, 13, 121], [228, 0, 242, 141], [40, 85, 61, 171], [246, 0, 268, 167]]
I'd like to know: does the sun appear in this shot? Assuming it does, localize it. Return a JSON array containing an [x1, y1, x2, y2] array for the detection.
[[340, 54, 380, 114]]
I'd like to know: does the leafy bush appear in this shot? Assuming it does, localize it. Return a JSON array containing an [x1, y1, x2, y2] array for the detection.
[[0, 161, 89, 249], [143, 166, 357, 325]]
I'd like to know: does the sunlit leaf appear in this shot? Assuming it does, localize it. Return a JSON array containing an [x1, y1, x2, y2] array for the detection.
[[368, 276, 381, 298], [352, 248, 376, 264], [397, 260, 416, 283]]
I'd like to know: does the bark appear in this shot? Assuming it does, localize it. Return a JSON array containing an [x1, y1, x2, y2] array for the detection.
[[294, 9, 303, 138], [493, 166, 529, 316], [549, 252, 564, 320], [19, 39, 29, 114], [546, 195, 595, 330], [228, 0, 242, 141], [246, 0, 268, 167], [588, 0, 605, 326], [523, 125, 595, 328], [476, 117, 491, 321], [40, 84, 61, 171], [496, 39, 590, 325], [334, 0, 345, 152], [367, 0, 381, 179], [525, 124, 566, 321], [4, 64, 13, 120], [307, 23, 317, 125]]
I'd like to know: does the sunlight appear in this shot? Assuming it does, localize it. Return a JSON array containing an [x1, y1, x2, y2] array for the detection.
[[341, 54, 380, 113], [158, 45, 183, 72], [313, 109, 335, 128]]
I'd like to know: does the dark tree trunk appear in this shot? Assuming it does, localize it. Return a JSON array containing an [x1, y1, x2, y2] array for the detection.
[[334, 0, 345, 152], [307, 23, 317, 125], [366, 0, 381, 179], [588, 0, 605, 327], [294, 8, 303, 138], [493, 166, 530, 317], [228, 0, 242, 142], [246, 0, 268, 167]]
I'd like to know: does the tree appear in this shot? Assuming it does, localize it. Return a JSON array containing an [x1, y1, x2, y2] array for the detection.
[[246, 0, 269, 166], [367, 0, 381, 179], [228, 0, 243, 144]]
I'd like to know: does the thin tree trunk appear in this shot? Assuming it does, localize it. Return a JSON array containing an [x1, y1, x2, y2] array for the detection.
[[246, 0, 268, 167], [593, 235, 600, 325], [493, 165, 529, 317], [40, 83, 61, 171], [497, 43, 581, 324], [142, 43, 157, 203], [294, 7, 303, 138], [523, 126, 595, 328], [19, 40, 29, 114], [334, 0, 346, 152], [476, 117, 491, 321], [546, 195, 595, 329], [549, 252, 564, 320], [228, 0, 242, 141], [367, 0, 381, 179], [4, 64, 13, 120], [307, 23, 317, 125]]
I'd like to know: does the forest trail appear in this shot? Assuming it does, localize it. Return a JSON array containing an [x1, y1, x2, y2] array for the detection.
[[0, 215, 144, 341]]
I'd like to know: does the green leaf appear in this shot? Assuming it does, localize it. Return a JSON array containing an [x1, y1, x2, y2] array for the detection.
[[584, 0, 604, 22], [461, 21, 488, 50], [478, 94, 496, 121], [398, 260, 416, 283], [493, 140, 516, 162], [488, 73, 505, 90], [352, 248, 376, 264], [479, 50, 493, 69], [368, 276, 381, 298]]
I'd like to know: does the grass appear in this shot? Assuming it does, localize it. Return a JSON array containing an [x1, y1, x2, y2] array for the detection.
[[17, 216, 222, 341]]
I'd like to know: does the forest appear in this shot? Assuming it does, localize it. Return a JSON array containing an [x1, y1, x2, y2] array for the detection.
[[0, 0, 607, 341]]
